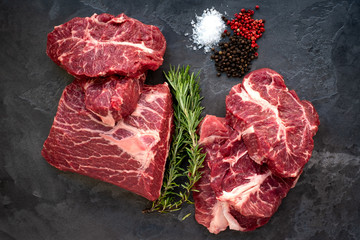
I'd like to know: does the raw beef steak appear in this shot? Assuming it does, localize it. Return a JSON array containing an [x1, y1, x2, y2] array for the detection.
[[82, 73, 146, 127], [193, 115, 271, 233], [42, 81, 173, 201], [193, 159, 271, 234], [47, 13, 166, 78], [208, 124, 296, 219], [226, 68, 320, 178]]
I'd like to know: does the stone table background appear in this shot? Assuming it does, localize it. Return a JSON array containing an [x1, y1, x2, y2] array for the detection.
[[1, 0, 359, 239]]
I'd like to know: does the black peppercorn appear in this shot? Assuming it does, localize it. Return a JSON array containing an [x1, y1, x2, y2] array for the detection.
[[210, 33, 259, 78]]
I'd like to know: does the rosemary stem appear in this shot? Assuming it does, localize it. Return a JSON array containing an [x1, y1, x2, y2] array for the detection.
[[144, 65, 205, 214]]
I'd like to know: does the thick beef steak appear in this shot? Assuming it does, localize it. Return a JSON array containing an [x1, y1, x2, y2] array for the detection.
[[226, 68, 320, 178], [82, 73, 146, 127], [193, 158, 271, 234], [193, 115, 271, 233], [208, 123, 296, 219], [42, 82, 173, 201], [47, 13, 166, 78]]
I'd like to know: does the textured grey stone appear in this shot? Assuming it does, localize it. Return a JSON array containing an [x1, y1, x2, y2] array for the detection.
[[0, 0, 359, 239]]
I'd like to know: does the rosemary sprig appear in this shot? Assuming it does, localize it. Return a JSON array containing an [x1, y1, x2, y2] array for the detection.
[[144, 65, 206, 214]]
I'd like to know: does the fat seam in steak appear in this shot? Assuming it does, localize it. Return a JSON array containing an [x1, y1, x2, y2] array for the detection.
[[82, 73, 146, 127], [42, 81, 173, 201], [193, 115, 272, 233], [193, 158, 271, 234], [47, 13, 166, 78], [226, 68, 320, 178], [208, 123, 296, 219]]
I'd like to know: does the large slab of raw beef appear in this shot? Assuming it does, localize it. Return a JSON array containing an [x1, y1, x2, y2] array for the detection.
[[42, 81, 173, 201], [47, 13, 166, 78], [226, 68, 320, 178], [82, 73, 146, 127]]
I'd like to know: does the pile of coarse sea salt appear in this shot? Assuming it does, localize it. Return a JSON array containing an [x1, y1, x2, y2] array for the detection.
[[190, 7, 226, 52]]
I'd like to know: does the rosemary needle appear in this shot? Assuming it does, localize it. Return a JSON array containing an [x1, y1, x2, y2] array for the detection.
[[144, 65, 206, 213]]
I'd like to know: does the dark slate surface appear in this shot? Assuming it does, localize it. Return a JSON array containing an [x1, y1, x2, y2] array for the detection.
[[1, 0, 359, 239]]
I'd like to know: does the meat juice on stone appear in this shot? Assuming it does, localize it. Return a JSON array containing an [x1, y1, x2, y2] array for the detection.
[[42, 82, 173, 201], [47, 13, 166, 78]]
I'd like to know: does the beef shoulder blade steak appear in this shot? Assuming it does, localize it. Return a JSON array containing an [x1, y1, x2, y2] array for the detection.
[[82, 73, 146, 127], [193, 115, 271, 234], [47, 13, 166, 78], [226, 68, 320, 178], [206, 117, 296, 219], [41, 81, 173, 201], [193, 159, 271, 234]]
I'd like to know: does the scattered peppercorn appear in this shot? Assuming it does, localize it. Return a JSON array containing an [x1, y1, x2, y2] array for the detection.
[[210, 6, 265, 78], [226, 8, 265, 49], [211, 34, 257, 78]]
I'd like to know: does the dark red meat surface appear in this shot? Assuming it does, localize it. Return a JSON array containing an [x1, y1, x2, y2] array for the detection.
[[193, 68, 319, 234], [42, 82, 173, 201], [47, 13, 166, 78], [194, 115, 274, 233], [226, 68, 320, 178], [81, 73, 146, 126]]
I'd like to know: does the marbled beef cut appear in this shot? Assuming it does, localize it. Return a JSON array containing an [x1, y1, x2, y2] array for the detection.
[[207, 120, 297, 219], [226, 68, 320, 178], [193, 115, 272, 233], [47, 13, 166, 78], [82, 73, 146, 127], [42, 82, 173, 201], [193, 157, 271, 234]]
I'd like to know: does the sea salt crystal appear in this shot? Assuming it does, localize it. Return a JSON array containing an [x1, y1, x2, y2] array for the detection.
[[190, 7, 226, 52]]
